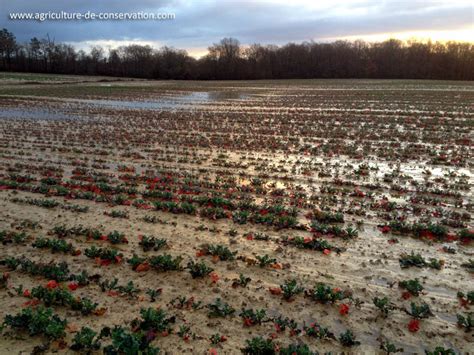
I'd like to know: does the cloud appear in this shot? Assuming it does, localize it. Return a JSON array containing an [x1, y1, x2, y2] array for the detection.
[[1, 0, 472, 55]]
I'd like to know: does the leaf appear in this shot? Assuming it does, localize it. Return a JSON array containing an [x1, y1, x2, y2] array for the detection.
[[269, 287, 282, 295], [135, 263, 150, 272], [93, 307, 107, 316]]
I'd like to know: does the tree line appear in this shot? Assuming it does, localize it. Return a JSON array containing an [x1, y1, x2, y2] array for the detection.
[[1, 28, 473, 80]]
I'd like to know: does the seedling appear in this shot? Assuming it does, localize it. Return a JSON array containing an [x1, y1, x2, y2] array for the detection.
[[3, 306, 67, 339], [373, 296, 395, 317], [32, 237, 75, 254], [380, 341, 403, 354], [408, 302, 434, 319], [280, 343, 315, 355], [399, 279, 424, 296], [307, 283, 347, 303], [339, 330, 360, 347], [200, 243, 237, 261], [280, 279, 304, 300], [207, 298, 235, 318], [137, 307, 174, 333], [146, 288, 162, 302], [187, 260, 214, 278], [139, 235, 167, 251], [425, 347, 456, 355], [239, 308, 267, 326], [242, 336, 275, 354], [304, 323, 335, 340], [85, 246, 123, 262], [177, 324, 195, 341], [456, 312, 473, 331], [102, 326, 160, 354], [232, 273, 251, 288], [106, 231, 128, 244], [149, 254, 183, 271], [256, 254, 277, 267], [70, 327, 101, 351], [210, 333, 227, 345]]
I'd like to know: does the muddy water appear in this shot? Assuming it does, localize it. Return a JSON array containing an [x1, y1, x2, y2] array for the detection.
[[82, 91, 249, 109], [0, 91, 250, 119], [0, 107, 82, 120]]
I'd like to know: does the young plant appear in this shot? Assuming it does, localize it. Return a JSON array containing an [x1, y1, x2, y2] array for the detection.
[[210, 333, 227, 345], [105, 210, 129, 219], [103, 326, 159, 355], [139, 235, 167, 252], [256, 254, 277, 268], [0, 257, 71, 281], [146, 288, 162, 302], [456, 312, 473, 331], [84, 246, 123, 263], [408, 302, 434, 319], [70, 327, 101, 351], [399, 252, 426, 268], [207, 298, 235, 318], [284, 236, 340, 253], [339, 330, 360, 347], [187, 260, 214, 278], [117, 281, 140, 298], [239, 308, 267, 326], [307, 283, 346, 303], [177, 324, 195, 341], [0, 230, 29, 244], [32, 237, 75, 254], [199, 243, 237, 261], [31, 285, 99, 315], [281, 279, 304, 301], [399, 253, 444, 270], [380, 341, 403, 354], [373, 296, 395, 317], [148, 254, 183, 272], [304, 322, 335, 340], [137, 307, 174, 333], [232, 273, 251, 288], [242, 336, 275, 354], [399, 279, 424, 297], [312, 210, 345, 223], [425, 347, 456, 355], [70, 270, 91, 286], [3, 306, 67, 339], [457, 291, 474, 307], [106, 231, 128, 244], [280, 343, 315, 355], [127, 252, 146, 267]]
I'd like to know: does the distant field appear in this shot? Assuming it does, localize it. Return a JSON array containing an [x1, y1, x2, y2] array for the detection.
[[0, 72, 107, 83], [0, 74, 472, 354]]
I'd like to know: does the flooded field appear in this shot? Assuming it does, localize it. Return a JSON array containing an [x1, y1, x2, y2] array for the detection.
[[0, 73, 472, 354]]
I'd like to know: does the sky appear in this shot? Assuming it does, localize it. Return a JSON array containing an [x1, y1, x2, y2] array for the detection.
[[1, 0, 473, 57]]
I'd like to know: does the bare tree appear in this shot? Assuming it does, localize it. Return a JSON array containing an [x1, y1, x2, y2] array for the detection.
[[0, 28, 17, 69], [1, 28, 473, 81]]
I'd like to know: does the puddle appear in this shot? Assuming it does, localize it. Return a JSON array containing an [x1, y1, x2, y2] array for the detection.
[[0, 91, 251, 120], [437, 312, 458, 324], [0, 107, 80, 120], [424, 284, 457, 298], [79, 91, 249, 111]]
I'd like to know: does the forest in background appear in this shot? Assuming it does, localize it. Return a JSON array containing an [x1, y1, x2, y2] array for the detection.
[[1, 28, 473, 80]]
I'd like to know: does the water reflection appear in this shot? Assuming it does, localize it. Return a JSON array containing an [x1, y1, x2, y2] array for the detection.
[[0, 91, 250, 120], [80, 91, 249, 110], [0, 107, 79, 120]]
